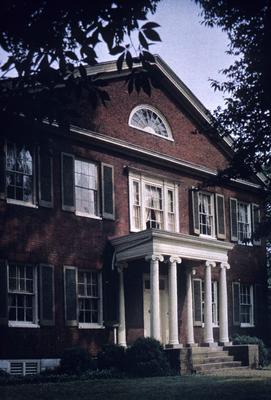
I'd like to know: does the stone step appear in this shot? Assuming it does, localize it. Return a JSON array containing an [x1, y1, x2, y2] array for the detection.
[[190, 346, 224, 354], [192, 355, 235, 365], [192, 351, 229, 359], [194, 361, 242, 372]]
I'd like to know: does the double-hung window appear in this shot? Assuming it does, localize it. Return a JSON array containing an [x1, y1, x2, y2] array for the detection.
[[78, 271, 100, 325], [64, 266, 103, 328], [61, 153, 114, 220], [232, 282, 254, 327], [8, 263, 38, 327], [198, 192, 215, 237], [75, 159, 98, 217], [192, 191, 225, 239], [129, 172, 179, 232], [6, 142, 34, 205], [237, 202, 251, 243], [230, 198, 253, 244]]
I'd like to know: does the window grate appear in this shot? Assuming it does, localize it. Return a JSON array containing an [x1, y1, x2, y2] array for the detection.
[[9, 360, 40, 376]]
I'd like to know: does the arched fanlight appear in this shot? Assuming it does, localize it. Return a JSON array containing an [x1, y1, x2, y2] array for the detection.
[[129, 105, 173, 140]]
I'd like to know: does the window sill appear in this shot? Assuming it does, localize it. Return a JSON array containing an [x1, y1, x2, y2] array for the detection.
[[7, 199, 38, 208], [240, 323, 254, 328], [199, 234, 216, 240], [75, 211, 102, 220], [8, 322, 40, 328], [78, 323, 104, 329]]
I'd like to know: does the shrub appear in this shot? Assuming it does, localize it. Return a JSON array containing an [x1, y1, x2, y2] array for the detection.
[[125, 337, 171, 377], [97, 344, 126, 371], [59, 347, 95, 375], [232, 334, 269, 367]]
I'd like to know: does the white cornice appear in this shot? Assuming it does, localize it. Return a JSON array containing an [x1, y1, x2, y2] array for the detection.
[[69, 124, 263, 190]]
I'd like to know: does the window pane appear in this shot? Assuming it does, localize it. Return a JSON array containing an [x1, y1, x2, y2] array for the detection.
[[6, 143, 33, 203]]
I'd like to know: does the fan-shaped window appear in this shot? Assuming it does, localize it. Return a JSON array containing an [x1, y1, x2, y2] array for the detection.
[[129, 105, 173, 140]]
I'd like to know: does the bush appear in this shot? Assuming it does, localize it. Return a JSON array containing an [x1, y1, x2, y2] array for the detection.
[[59, 347, 95, 375], [97, 344, 126, 371], [125, 337, 171, 377], [232, 334, 269, 367]]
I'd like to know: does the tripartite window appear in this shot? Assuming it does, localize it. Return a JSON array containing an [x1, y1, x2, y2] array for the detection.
[[198, 192, 215, 237], [129, 172, 179, 232], [8, 263, 37, 326], [78, 271, 100, 325], [6, 142, 34, 204], [128, 105, 173, 140], [75, 159, 98, 217], [237, 202, 251, 243]]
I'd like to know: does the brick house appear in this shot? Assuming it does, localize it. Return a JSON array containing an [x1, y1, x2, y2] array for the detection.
[[0, 56, 267, 374]]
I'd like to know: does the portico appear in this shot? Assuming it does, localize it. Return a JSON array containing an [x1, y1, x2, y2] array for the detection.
[[111, 229, 234, 348]]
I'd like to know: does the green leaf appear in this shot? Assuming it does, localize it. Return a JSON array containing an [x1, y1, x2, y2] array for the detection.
[[142, 51, 155, 63], [143, 29, 161, 42], [139, 32, 149, 50], [141, 22, 160, 30], [116, 53, 125, 71], [110, 46, 125, 56], [1, 56, 15, 72], [125, 51, 133, 69], [65, 51, 78, 61]]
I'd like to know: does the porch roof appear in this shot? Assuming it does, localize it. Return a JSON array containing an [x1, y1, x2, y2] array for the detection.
[[111, 229, 234, 264]]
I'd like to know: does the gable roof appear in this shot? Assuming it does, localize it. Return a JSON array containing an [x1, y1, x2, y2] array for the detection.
[[82, 55, 266, 188]]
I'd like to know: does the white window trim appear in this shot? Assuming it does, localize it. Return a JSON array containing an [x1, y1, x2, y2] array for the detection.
[[198, 191, 216, 239], [237, 201, 252, 245], [6, 198, 38, 208], [128, 104, 174, 141], [7, 263, 39, 327], [77, 270, 103, 329], [75, 210, 102, 220], [128, 171, 179, 233], [5, 140, 37, 207]]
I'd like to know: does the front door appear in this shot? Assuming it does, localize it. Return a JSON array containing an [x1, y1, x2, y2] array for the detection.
[[143, 274, 169, 344]]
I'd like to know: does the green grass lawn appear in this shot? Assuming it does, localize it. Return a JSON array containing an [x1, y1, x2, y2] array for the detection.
[[2, 369, 271, 400]]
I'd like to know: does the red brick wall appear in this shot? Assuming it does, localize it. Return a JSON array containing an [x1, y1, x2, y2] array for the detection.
[[0, 78, 267, 358]]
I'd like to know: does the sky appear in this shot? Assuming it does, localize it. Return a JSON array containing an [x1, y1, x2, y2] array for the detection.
[[97, 0, 234, 112], [0, 0, 234, 112]]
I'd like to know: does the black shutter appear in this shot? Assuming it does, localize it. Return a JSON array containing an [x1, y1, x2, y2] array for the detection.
[[191, 190, 200, 235], [0, 260, 8, 325], [61, 153, 75, 211], [232, 282, 240, 326], [252, 204, 261, 246], [39, 264, 55, 326], [215, 194, 226, 239], [193, 279, 202, 325], [39, 148, 53, 208], [64, 266, 78, 326], [255, 284, 264, 327], [230, 198, 238, 242], [102, 163, 115, 220], [0, 138, 6, 199]]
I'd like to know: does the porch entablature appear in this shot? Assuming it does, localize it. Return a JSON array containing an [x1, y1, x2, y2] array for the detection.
[[111, 229, 234, 264]]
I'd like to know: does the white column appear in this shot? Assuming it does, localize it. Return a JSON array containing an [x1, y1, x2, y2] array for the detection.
[[204, 261, 216, 345], [146, 254, 164, 341], [219, 262, 231, 345], [117, 263, 127, 347], [186, 268, 196, 346], [168, 256, 182, 346]]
